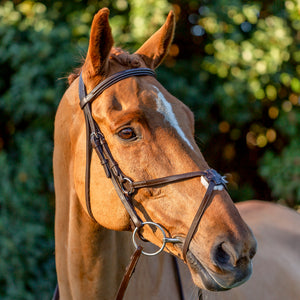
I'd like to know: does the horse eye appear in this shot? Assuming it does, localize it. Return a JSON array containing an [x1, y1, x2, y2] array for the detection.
[[118, 127, 137, 140]]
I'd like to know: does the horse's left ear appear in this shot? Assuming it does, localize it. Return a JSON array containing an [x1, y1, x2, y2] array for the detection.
[[135, 11, 175, 69]]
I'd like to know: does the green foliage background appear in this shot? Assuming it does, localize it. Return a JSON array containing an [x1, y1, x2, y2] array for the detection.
[[0, 0, 299, 298]]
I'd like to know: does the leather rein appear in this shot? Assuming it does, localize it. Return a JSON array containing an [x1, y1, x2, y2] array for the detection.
[[76, 67, 227, 299]]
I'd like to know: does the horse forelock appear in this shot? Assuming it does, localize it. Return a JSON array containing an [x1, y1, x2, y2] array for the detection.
[[110, 47, 142, 68], [67, 47, 143, 85]]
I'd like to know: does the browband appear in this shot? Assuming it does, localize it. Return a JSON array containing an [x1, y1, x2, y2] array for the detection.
[[80, 68, 156, 108]]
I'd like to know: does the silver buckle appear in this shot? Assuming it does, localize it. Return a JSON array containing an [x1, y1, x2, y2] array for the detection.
[[120, 177, 135, 195]]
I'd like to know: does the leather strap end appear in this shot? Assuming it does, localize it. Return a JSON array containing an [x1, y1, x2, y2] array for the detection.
[[115, 246, 143, 300]]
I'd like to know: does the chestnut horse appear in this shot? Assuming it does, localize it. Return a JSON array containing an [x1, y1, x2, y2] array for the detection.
[[53, 8, 299, 300]]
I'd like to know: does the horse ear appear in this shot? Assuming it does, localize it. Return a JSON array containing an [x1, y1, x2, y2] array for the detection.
[[83, 8, 114, 78], [135, 11, 175, 69]]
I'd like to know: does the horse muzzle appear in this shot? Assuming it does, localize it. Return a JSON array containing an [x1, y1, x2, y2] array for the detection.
[[187, 241, 255, 291], [173, 234, 256, 291]]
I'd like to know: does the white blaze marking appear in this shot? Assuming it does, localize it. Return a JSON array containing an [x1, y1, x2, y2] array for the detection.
[[201, 176, 225, 191], [152, 85, 194, 151]]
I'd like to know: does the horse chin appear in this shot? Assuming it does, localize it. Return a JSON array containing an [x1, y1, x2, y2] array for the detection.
[[186, 251, 252, 291]]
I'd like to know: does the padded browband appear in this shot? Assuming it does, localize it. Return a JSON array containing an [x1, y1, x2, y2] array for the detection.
[[80, 68, 156, 109]]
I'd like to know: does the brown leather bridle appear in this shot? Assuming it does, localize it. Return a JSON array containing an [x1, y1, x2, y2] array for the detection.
[[78, 67, 227, 299]]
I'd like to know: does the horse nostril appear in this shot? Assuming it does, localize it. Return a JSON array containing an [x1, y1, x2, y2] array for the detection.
[[214, 243, 231, 266], [213, 238, 257, 270]]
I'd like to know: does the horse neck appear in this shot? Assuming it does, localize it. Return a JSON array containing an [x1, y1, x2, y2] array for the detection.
[[54, 94, 134, 299], [54, 165, 134, 299]]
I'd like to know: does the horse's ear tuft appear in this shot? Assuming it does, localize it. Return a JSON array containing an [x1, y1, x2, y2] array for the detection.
[[83, 8, 114, 78], [135, 11, 175, 69]]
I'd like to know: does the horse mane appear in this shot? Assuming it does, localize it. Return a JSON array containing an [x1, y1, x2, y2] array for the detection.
[[68, 47, 142, 85]]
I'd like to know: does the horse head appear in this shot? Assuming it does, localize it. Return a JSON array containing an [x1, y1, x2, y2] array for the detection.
[[58, 8, 257, 292]]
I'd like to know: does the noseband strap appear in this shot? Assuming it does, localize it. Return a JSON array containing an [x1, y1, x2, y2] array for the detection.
[[182, 169, 227, 261], [78, 68, 227, 261]]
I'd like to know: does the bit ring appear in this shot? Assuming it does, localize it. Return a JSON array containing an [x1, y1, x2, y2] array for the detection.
[[132, 222, 167, 256]]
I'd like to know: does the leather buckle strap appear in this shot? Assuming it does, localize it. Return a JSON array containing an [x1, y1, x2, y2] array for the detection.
[[90, 132, 111, 178], [204, 169, 227, 186]]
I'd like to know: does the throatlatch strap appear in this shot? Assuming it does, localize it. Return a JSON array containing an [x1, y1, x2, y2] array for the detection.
[[84, 108, 97, 223]]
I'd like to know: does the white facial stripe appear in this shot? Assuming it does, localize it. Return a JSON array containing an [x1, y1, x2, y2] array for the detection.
[[152, 85, 194, 151], [201, 176, 225, 191]]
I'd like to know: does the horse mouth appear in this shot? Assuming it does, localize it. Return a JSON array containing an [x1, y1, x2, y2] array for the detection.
[[174, 239, 252, 291], [186, 250, 251, 291]]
